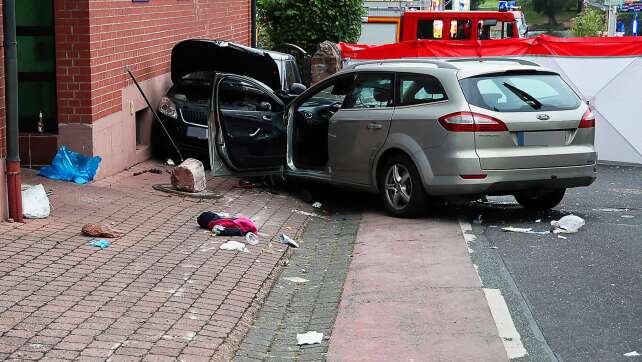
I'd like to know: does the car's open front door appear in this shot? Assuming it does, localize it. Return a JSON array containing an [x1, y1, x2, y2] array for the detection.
[[208, 74, 286, 177]]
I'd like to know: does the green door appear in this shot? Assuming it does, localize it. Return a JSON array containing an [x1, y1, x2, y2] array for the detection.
[[17, 0, 57, 133]]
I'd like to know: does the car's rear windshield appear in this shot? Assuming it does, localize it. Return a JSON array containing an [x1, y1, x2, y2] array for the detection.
[[459, 72, 581, 112]]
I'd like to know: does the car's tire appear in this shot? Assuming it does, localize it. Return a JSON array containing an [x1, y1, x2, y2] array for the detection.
[[379, 154, 427, 218], [514, 189, 566, 211]]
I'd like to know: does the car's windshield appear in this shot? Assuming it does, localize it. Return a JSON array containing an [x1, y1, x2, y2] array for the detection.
[[459, 73, 580, 112]]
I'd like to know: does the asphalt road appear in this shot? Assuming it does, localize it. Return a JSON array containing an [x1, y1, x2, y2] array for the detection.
[[308, 164, 642, 362], [462, 164, 642, 362]]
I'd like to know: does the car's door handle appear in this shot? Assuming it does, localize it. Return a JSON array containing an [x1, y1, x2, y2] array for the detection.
[[367, 122, 383, 130], [249, 128, 261, 137], [262, 115, 272, 121]]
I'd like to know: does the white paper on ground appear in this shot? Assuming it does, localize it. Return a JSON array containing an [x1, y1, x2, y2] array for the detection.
[[502, 227, 550, 235], [284, 277, 309, 283], [551, 215, 585, 234], [624, 351, 640, 357], [279, 234, 299, 248], [312, 202, 322, 208], [296, 331, 323, 345], [22, 184, 51, 219], [220, 241, 248, 253], [292, 209, 329, 220]]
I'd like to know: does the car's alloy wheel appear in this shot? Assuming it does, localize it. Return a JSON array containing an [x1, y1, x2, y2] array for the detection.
[[385, 164, 412, 211], [514, 188, 566, 211], [380, 155, 426, 218]]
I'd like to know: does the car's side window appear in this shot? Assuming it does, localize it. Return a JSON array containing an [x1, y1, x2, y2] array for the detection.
[[398, 73, 448, 107], [219, 79, 282, 112], [299, 75, 354, 109], [342, 73, 394, 109]]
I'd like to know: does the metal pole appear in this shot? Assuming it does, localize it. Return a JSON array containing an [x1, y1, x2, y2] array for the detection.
[[607, 5, 618, 36], [3, 0, 23, 222]]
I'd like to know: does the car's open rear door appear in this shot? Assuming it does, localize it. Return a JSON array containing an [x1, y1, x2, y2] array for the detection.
[[209, 74, 286, 177]]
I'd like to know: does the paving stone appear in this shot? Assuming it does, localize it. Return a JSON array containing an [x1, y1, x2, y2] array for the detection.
[[234, 217, 360, 361], [0, 161, 312, 361]]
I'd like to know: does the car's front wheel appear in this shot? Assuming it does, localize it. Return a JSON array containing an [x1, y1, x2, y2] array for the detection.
[[379, 154, 427, 218], [514, 189, 566, 211]]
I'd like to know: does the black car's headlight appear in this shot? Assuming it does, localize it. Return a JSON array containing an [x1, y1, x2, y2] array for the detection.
[[159, 96, 178, 119]]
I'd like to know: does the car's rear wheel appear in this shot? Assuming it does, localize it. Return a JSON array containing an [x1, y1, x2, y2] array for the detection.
[[514, 189, 566, 211], [379, 154, 427, 218]]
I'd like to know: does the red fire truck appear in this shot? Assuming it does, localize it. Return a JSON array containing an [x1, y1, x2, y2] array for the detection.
[[359, 10, 528, 45]]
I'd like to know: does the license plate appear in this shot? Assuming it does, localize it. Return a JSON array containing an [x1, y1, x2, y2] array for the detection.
[[517, 131, 567, 146], [186, 126, 208, 140]]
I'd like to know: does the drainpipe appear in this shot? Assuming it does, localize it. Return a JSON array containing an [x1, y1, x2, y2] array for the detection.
[[3, 0, 23, 223], [251, 0, 257, 47]]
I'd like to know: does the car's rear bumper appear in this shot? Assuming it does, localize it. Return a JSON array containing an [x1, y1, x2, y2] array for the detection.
[[425, 164, 597, 196]]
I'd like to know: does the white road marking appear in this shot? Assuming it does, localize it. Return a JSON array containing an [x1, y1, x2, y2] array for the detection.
[[458, 219, 529, 360], [483, 288, 529, 360]]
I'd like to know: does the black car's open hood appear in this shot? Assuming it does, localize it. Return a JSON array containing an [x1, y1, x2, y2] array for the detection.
[[171, 39, 281, 90]]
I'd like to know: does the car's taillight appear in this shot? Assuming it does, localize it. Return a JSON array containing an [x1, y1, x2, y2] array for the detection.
[[438, 112, 508, 132], [579, 108, 595, 128], [159, 96, 178, 119]]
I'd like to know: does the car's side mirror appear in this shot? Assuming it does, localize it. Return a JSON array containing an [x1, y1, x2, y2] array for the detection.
[[258, 101, 272, 112], [289, 83, 307, 95]]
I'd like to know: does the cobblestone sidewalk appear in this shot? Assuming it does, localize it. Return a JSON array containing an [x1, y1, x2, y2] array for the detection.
[[234, 214, 360, 362], [0, 161, 312, 361]]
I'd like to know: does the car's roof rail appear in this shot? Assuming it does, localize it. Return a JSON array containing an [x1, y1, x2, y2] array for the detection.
[[345, 58, 459, 70], [444, 57, 541, 67]]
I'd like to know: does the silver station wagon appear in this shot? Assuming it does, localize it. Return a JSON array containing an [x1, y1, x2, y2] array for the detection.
[[204, 58, 596, 217]]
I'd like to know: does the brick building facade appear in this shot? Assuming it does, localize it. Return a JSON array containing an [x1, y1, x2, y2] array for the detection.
[[0, 0, 252, 220]]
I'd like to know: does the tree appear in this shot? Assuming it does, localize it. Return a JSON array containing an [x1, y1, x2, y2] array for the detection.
[[571, 7, 606, 37], [258, 0, 364, 53], [531, 0, 572, 25]]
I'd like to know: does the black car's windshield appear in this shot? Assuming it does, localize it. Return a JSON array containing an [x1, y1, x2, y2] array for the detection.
[[460, 73, 580, 112]]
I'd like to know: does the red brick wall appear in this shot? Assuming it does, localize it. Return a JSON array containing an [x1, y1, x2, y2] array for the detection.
[[0, 1, 5, 158], [87, 0, 251, 123], [55, 0, 92, 125]]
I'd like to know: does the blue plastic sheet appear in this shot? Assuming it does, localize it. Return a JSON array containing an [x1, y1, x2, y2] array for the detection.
[[38, 146, 101, 184]]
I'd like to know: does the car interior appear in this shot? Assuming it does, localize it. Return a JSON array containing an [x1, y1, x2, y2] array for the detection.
[[291, 75, 355, 170]]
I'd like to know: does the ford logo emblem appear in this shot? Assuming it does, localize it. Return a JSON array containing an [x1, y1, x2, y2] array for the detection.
[[537, 114, 550, 120]]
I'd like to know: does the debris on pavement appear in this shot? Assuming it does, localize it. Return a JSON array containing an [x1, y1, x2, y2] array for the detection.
[[171, 158, 207, 193], [38, 145, 102, 185], [502, 227, 550, 235], [551, 215, 585, 234], [535, 219, 542, 223], [133, 168, 163, 176], [312, 202, 322, 208], [245, 232, 260, 245], [624, 351, 640, 357], [220, 240, 249, 253], [594, 208, 630, 212], [21, 184, 51, 219], [279, 234, 299, 248], [197, 212, 258, 236], [82, 223, 122, 238], [296, 331, 323, 345], [284, 277, 309, 283], [90, 239, 111, 249], [166, 158, 175, 166], [292, 209, 329, 220], [557, 235, 568, 240]]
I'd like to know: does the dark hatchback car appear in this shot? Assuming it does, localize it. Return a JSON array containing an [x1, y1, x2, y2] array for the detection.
[[154, 40, 305, 159]]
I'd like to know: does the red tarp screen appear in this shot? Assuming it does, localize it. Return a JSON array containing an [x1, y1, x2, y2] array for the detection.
[[338, 35, 642, 59]]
